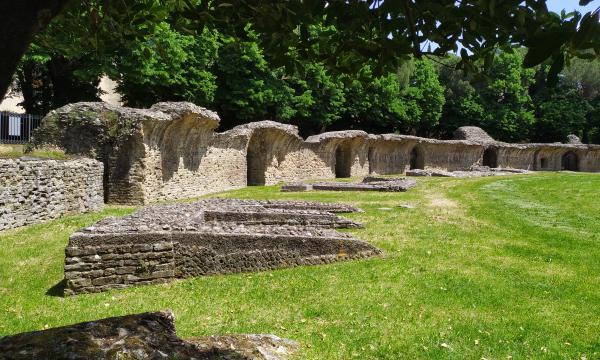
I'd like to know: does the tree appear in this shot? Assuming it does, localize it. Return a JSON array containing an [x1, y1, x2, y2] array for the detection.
[[0, 0, 70, 100], [549, 59, 600, 143], [14, 45, 101, 115], [436, 57, 487, 138], [187, 1, 600, 84], [212, 31, 299, 128], [562, 57, 600, 100], [338, 64, 411, 134], [287, 63, 346, 135], [0, 0, 176, 100], [116, 23, 219, 108], [403, 59, 445, 136], [534, 84, 592, 142], [587, 98, 600, 143], [3, 1, 600, 100], [478, 51, 536, 142]]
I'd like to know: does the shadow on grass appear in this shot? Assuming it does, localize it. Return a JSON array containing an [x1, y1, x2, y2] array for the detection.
[[46, 279, 66, 297]]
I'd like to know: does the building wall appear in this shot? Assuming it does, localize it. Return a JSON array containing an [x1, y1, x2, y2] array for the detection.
[[0, 158, 103, 231]]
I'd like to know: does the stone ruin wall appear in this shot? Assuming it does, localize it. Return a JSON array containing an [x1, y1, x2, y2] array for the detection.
[[482, 143, 600, 172], [63, 199, 378, 295], [368, 135, 484, 174], [138, 111, 248, 204], [65, 231, 377, 295], [26, 101, 600, 206], [0, 158, 103, 231], [305, 131, 371, 180]]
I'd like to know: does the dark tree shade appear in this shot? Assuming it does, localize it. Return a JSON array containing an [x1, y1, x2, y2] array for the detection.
[[0, 0, 70, 99], [3, 0, 600, 101]]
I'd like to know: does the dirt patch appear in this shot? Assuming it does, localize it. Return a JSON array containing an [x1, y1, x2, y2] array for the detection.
[[426, 193, 459, 209]]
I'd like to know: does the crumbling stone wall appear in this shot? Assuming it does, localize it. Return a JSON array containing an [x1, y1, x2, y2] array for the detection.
[[0, 158, 103, 231], [65, 227, 377, 294], [453, 126, 496, 144], [139, 107, 247, 203], [63, 199, 380, 295], [580, 148, 600, 171], [31, 102, 600, 205], [367, 135, 483, 174], [495, 144, 594, 171], [30, 102, 248, 205], [366, 138, 413, 175], [230, 121, 311, 186], [306, 131, 371, 179]]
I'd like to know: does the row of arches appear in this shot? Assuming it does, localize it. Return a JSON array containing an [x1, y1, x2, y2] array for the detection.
[[561, 151, 579, 171], [482, 147, 580, 171], [534, 150, 579, 171], [366, 145, 425, 176], [335, 144, 353, 178], [246, 142, 582, 186]]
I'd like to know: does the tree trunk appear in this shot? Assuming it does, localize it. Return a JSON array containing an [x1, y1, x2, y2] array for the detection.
[[0, 0, 69, 100]]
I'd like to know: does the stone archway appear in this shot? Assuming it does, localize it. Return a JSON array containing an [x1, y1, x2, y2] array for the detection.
[[246, 135, 267, 185], [482, 148, 498, 168], [409, 146, 424, 170], [367, 147, 375, 174], [561, 151, 579, 171], [534, 150, 548, 170], [335, 144, 352, 178]]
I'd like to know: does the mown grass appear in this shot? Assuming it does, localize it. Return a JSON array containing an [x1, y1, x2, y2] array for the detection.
[[0, 144, 69, 160], [1, 173, 599, 359]]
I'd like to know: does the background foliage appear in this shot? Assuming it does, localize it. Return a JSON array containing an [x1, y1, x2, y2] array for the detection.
[[12, 2, 600, 143]]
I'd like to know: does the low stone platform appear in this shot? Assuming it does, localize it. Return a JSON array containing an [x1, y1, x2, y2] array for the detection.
[[64, 199, 380, 295], [281, 177, 417, 192], [0, 311, 299, 360], [406, 167, 530, 177]]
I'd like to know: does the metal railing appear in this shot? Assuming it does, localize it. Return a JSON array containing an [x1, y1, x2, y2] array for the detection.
[[0, 112, 43, 144]]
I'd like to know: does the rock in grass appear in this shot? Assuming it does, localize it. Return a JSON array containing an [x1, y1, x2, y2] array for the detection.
[[0, 311, 299, 360]]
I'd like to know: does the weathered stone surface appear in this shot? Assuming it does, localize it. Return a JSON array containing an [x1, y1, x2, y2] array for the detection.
[[0, 157, 103, 231], [64, 199, 379, 295], [191, 334, 299, 360], [29, 101, 233, 205], [452, 126, 496, 143], [279, 183, 314, 192], [406, 167, 530, 177], [281, 177, 416, 192], [0, 311, 299, 360], [367, 134, 485, 174], [28, 102, 600, 205], [567, 134, 582, 144]]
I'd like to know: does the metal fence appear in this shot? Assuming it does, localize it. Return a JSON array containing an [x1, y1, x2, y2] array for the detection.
[[0, 112, 43, 144]]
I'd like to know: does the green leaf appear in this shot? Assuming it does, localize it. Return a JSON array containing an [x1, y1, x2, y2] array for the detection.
[[547, 53, 565, 87]]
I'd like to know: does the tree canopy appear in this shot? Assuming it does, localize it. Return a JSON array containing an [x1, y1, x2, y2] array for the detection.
[[2, 0, 600, 100], [4, 0, 600, 143]]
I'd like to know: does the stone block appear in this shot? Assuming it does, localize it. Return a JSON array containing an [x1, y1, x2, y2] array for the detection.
[[63, 199, 380, 295]]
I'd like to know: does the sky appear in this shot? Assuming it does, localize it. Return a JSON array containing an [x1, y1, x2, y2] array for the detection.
[[546, 0, 599, 14]]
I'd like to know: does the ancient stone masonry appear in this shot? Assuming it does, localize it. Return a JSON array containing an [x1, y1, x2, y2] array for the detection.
[[406, 166, 530, 178], [29, 101, 239, 205], [0, 157, 103, 231], [281, 176, 417, 192], [30, 102, 600, 205], [63, 199, 380, 295], [0, 311, 299, 360]]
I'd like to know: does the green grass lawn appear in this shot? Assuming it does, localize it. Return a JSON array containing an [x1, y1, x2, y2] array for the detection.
[[1, 173, 599, 359], [0, 144, 69, 159]]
